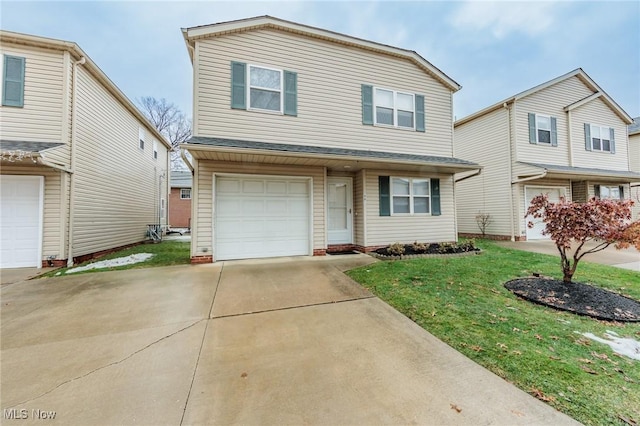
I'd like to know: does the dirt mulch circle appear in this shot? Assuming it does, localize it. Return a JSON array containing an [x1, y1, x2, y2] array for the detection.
[[505, 277, 640, 322]]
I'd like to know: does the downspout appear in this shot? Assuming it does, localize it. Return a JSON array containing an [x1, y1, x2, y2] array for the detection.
[[66, 56, 86, 267], [567, 109, 574, 167], [504, 102, 516, 241]]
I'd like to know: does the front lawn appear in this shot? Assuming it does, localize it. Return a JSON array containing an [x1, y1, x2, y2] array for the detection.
[[347, 240, 640, 425], [42, 240, 191, 277]]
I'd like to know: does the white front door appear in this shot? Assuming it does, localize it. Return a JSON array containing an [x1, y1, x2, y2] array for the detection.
[[327, 177, 353, 244], [525, 186, 564, 240], [0, 175, 44, 268]]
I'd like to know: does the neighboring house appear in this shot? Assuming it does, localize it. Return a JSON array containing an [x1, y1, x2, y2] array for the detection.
[[180, 16, 479, 263], [169, 170, 192, 228], [630, 117, 640, 220], [0, 31, 171, 268], [454, 68, 640, 241]]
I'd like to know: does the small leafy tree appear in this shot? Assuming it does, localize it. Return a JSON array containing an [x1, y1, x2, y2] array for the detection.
[[526, 195, 640, 283]]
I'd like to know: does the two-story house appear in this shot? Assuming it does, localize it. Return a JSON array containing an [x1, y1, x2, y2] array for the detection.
[[0, 31, 171, 268], [630, 118, 640, 220], [454, 68, 640, 241], [180, 16, 479, 263]]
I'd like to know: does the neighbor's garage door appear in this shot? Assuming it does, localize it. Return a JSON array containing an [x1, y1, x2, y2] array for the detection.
[[215, 176, 310, 261], [525, 186, 563, 240], [0, 175, 43, 268]]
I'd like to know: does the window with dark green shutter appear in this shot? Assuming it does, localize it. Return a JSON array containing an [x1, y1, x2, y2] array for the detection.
[[283, 70, 297, 116], [384, 177, 435, 215], [431, 178, 440, 216], [363, 85, 424, 131], [415, 94, 425, 132], [2, 55, 25, 107], [362, 85, 373, 125], [231, 62, 297, 115], [528, 113, 556, 145], [378, 176, 390, 216], [586, 124, 615, 153], [230, 61, 246, 109]]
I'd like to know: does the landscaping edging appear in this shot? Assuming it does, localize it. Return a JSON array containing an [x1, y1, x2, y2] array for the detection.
[[369, 249, 482, 261]]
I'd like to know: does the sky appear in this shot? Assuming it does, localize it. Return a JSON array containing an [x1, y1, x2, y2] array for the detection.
[[2, 1, 639, 122]]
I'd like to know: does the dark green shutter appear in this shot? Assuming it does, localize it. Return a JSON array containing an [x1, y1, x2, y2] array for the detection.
[[610, 128, 615, 154], [415, 94, 425, 132], [378, 176, 390, 216], [584, 123, 592, 151], [431, 178, 441, 216], [594, 184, 600, 199], [362, 84, 373, 125], [619, 185, 624, 200], [283, 70, 297, 116], [230, 61, 246, 110], [2, 55, 25, 107], [550, 116, 558, 146], [528, 113, 536, 143]]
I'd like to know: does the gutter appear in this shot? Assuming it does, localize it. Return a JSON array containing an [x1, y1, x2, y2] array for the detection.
[[181, 148, 194, 172], [37, 155, 72, 173], [513, 169, 548, 184], [454, 168, 481, 183]]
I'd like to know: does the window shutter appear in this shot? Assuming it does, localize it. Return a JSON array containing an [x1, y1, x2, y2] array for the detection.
[[550, 116, 558, 146], [584, 123, 592, 151], [528, 113, 536, 144], [431, 178, 441, 216], [283, 70, 297, 116], [619, 185, 624, 200], [230, 61, 246, 110], [415, 94, 425, 132], [610, 128, 615, 154], [362, 84, 373, 125], [378, 176, 390, 216], [594, 184, 600, 199], [2, 55, 25, 107]]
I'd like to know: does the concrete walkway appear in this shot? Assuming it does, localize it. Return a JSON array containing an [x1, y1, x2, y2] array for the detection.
[[496, 240, 640, 272], [1, 256, 579, 425]]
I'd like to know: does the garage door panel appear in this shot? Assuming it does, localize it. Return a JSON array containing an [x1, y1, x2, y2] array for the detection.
[[215, 176, 310, 261], [525, 186, 563, 240]]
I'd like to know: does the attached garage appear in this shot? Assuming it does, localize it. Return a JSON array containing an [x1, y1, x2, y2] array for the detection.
[[524, 186, 565, 240], [0, 175, 44, 268], [214, 175, 311, 261]]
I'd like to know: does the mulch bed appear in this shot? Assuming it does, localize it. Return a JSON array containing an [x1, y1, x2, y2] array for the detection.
[[374, 242, 479, 257], [505, 277, 640, 322]]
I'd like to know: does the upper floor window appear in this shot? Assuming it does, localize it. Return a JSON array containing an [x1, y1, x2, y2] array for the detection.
[[138, 128, 145, 150], [2, 55, 25, 107], [180, 188, 191, 199], [528, 113, 557, 146], [230, 61, 297, 116], [375, 88, 415, 129], [585, 124, 615, 153], [153, 140, 158, 159]]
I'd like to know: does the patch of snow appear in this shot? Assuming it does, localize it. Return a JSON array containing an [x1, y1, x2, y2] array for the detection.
[[580, 330, 640, 361], [66, 253, 154, 274]]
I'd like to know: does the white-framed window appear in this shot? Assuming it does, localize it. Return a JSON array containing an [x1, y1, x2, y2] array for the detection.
[[153, 140, 158, 159], [160, 198, 166, 219], [589, 124, 613, 152], [248, 65, 282, 113], [138, 128, 145, 150], [391, 177, 430, 214], [598, 185, 621, 200], [534, 114, 551, 144], [180, 188, 191, 199], [374, 88, 415, 129]]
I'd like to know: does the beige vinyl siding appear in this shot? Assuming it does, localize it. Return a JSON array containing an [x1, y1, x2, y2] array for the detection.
[[191, 160, 326, 259], [630, 134, 640, 220], [72, 66, 167, 257], [515, 76, 594, 166], [0, 44, 66, 146], [195, 28, 454, 157], [516, 179, 571, 238], [454, 107, 513, 236], [354, 169, 365, 246], [0, 166, 63, 261], [365, 171, 456, 246], [571, 98, 629, 171]]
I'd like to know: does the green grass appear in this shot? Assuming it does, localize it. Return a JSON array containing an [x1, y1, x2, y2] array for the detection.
[[41, 240, 191, 277], [347, 240, 640, 425]]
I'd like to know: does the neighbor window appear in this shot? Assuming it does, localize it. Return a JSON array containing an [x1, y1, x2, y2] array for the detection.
[[375, 88, 415, 129], [2, 55, 25, 107], [391, 177, 430, 214], [588, 124, 613, 152], [153, 140, 158, 159], [138, 128, 145, 150], [180, 188, 191, 199], [528, 113, 557, 145]]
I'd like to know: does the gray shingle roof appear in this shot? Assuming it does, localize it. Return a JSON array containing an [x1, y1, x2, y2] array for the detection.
[[170, 170, 192, 188], [629, 117, 640, 135], [0, 140, 64, 152], [521, 162, 640, 179], [185, 136, 479, 167]]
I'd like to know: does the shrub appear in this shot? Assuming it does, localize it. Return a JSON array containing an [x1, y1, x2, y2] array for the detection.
[[387, 242, 406, 256]]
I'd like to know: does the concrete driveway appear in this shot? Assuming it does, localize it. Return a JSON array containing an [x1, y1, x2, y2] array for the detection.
[[1, 256, 578, 425]]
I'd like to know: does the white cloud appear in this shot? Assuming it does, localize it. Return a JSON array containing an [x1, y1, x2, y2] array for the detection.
[[450, 1, 557, 39]]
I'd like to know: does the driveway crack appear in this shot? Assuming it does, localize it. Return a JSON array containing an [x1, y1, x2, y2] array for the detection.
[[7, 319, 205, 408]]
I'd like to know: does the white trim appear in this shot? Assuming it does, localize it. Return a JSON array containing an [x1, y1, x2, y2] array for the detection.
[[373, 86, 415, 130], [138, 127, 145, 150], [327, 176, 354, 245], [533, 113, 552, 144], [180, 188, 192, 199], [588, 123, 613, 153], [390, 176, 431, 215], [247, 63, 284, 115]]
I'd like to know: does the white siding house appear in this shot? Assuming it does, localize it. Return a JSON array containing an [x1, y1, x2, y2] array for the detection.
[[0, 31, 171, 268], [181, 16, 479, 263], [454, 69, 640, 241]]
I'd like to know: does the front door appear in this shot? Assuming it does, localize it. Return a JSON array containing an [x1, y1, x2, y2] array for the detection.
[[327, 177, 353, 244]]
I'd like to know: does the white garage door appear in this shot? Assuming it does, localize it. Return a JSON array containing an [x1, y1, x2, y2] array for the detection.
[[0, 176, 44, 268], [525, 186, 564, 240], [215, 176, 310, 261]]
